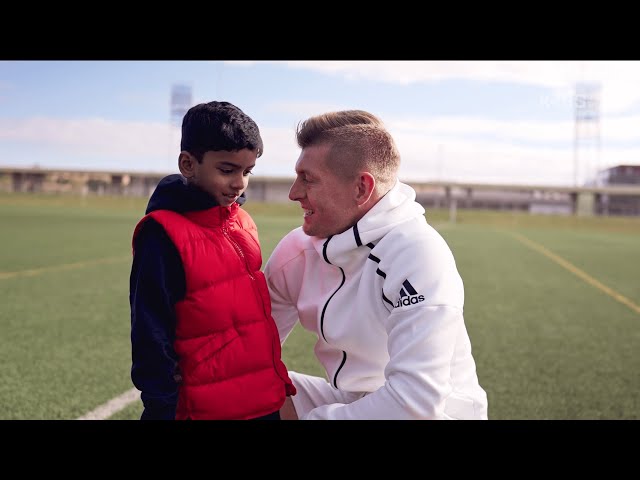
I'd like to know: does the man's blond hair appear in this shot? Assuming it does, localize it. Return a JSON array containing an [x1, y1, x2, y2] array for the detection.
[[295, 110, 400, 187]]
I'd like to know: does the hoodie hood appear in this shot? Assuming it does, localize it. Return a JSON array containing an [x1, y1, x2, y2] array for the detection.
[[145, 174, 246, 215]]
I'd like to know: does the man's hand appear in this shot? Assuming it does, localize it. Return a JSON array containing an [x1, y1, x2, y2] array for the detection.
[[280, 396, 298, 420]]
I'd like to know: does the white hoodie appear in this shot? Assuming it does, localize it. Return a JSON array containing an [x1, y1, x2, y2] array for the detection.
[[264, 181, 488, 419]]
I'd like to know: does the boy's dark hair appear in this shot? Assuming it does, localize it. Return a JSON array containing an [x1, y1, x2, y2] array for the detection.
[[180, 101, 263, 162]]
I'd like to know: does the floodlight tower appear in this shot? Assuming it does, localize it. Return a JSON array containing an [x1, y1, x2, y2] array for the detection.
[[573, 82, 601, 186], [169, 84, 193, 169]]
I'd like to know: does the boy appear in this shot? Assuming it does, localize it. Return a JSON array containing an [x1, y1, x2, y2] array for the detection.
[[130, 101, 295, 420]]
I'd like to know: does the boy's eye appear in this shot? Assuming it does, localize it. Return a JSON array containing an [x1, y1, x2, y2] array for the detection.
[[243, 170, 254, 177], [219, 168, 233, 174]]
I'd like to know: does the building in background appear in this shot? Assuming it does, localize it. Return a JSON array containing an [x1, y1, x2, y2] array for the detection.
[[3, 166, 640, 217], [597, 165, 640, 185], [595, 164, 640, 215]]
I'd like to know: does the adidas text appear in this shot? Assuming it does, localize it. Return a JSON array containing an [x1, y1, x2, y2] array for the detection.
[[395, 295, 425, 308]]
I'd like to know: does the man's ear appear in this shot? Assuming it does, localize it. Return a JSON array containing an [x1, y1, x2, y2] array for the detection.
[[355, 172, 376, 206], [178, 152, 195, 178]]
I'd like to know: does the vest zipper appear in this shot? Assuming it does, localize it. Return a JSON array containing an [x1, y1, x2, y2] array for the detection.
[[222, 215, 290, 390], [221, 221, 255, 280]]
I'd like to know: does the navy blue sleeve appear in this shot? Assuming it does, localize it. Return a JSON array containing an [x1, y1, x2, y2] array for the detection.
[[130, 219, 186, 420]]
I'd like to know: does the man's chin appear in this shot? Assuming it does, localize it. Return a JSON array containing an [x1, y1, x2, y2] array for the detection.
[[302, 227, 330, 239], [301, 224, 322, 237]]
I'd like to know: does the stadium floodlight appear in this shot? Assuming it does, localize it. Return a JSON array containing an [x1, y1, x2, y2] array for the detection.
[[170, 84, 193, 127], [167, 84, 193, 171], [573, 82, 601, 187]]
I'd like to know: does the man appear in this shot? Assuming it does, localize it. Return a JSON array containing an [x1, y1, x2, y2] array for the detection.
[[264, 110, 488, 420]]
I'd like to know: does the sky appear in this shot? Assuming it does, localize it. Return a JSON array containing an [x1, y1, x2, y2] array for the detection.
[[1, 60, 640, 186]]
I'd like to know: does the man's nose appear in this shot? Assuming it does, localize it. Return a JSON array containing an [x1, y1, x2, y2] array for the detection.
[[289, 177, 302, 201]]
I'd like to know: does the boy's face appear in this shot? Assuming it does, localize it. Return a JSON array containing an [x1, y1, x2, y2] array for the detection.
[[180, 149, 257, 207]]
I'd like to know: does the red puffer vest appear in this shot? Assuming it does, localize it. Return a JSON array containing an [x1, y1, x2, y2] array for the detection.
[[134, 202, 295, 419]]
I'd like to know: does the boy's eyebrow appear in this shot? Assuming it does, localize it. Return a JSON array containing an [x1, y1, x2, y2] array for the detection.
[[219, 161, 256, 169]]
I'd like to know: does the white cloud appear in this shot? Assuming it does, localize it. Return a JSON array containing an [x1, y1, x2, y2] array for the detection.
[[0, 117, 179, 159], [227, 60, 587, 86], [387, 116, 575, 144], [258, 126, 300, 176], [280, 61, 577, 87], [230, 61, 640, 115], [601, 114, 640, 141], [393, 131, 575, 185], [393, 131, 636, 186], [1, 113, 636, 185], [264, 101, 348, 119]]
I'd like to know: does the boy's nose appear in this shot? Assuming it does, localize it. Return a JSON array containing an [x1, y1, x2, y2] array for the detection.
[[231, 174, 246, 190]]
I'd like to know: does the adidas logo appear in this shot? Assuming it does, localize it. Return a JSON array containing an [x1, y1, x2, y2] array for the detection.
[[394, 279, 425, 308]]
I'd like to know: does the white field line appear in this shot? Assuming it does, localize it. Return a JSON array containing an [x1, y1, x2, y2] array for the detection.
[[76, 387, 141, 420], [0, 255, 130, 280], [509, 231, 640, 316]]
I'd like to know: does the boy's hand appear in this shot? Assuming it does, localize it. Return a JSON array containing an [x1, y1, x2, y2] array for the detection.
[[280, 396, 298, 420]]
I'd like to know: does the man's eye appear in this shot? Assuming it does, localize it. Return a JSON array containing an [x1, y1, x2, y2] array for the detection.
[[219, 169, 233, 174], [244, 170, 254, 177]]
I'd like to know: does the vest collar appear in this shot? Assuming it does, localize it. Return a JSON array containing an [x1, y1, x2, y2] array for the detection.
[[183, 202, 239, 228]]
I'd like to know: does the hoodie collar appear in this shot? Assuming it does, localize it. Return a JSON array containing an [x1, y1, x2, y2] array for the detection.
[[312, 180, 425, 266], [146, 174, 246, 215]]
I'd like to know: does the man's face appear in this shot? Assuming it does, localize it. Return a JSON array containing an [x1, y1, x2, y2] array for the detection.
[[188, 149, 257, 207], [289, 144, 360, 238]]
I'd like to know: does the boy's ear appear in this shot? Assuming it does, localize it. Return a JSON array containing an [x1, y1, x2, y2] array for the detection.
[[178, 151, 195, 178]]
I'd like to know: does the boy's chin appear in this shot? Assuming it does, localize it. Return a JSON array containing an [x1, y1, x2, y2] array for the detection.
[[218, 195, 238, 206]]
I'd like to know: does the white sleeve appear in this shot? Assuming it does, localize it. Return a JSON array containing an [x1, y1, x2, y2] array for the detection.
[[265, 263, 300, 344], [263, 233, 306, 345], [304, 228, 465, 420]]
